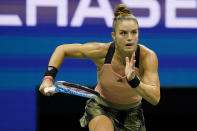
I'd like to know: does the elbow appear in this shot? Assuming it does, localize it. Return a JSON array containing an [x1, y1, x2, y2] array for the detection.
[[152, 96, 160, 106], [55, 45, 66, 56], [55, 45, 64, 52], [151, 91, 160, 106]]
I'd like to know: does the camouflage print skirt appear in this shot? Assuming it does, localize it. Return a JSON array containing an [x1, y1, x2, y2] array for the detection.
[[80, 97, 146, 131]]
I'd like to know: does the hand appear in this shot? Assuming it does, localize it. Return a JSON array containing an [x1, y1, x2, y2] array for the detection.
[[39, 79, 55, 96], [125, 52, 136, 81]]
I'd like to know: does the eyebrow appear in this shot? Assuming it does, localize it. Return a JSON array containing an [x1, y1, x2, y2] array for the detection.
[[119, 28, 138, 32]]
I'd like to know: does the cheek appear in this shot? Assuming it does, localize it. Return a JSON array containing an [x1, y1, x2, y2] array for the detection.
[[135, 36, 138, 40], [136, 33, 139, 39], [134, 35, 139, 41], [116, 35, 124, 41]]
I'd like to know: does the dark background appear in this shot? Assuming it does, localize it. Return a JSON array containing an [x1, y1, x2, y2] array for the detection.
[[37, 87, 197, 131]]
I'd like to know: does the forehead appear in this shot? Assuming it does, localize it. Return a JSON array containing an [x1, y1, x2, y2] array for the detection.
[[116, 20, 138, 31]]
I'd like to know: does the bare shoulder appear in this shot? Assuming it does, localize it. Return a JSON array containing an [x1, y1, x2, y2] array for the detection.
[[81, 42, 111, 59], [139, 44, 156, 56], [139, 44, 158, 69], [82, 42, 111, 70]]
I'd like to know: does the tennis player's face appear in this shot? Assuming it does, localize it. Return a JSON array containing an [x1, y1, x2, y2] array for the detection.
[[112, 20, 139, 54]]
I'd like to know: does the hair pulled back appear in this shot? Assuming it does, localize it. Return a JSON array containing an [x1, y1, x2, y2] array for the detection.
[[113, 4, 138, 32]]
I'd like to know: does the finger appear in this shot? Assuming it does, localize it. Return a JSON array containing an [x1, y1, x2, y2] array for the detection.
[[132, 59, 136, 67], [129, 52, 135, 64], [39, 86, 45, 94], [41, 86, 49, 96], [132, 52, 135, 61], [45, 92, 50, 96], [125, 57, 130, 66], [132, 60, 136, 71], [47, 91, 54, 96], [39, 87, 42, 92], [129, 53, 135, 68], [133, 60, 136, 65]]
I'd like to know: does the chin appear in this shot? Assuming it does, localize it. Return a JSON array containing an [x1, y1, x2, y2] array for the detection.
[[125, 47, 135, 52]]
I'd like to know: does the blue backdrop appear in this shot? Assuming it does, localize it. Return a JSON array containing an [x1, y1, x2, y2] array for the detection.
[[0, 0, 197, 130]]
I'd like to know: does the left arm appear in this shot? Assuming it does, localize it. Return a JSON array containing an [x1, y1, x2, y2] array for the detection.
[[125, 51, 160, 106], [136, 50, 160, 105]]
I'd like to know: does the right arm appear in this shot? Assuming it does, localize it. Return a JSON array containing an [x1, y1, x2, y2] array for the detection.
[[39, 42, 108, 96], [48, 42, 107, 69]]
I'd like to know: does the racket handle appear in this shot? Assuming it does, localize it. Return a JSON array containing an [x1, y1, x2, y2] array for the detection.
[[44, 87, 56, 93]]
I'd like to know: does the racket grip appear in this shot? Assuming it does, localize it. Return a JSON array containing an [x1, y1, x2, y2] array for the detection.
[[44, 87, 56, 93]]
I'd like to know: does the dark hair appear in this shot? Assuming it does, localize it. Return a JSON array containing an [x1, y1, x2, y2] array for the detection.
[[113, 4, 138, 32]]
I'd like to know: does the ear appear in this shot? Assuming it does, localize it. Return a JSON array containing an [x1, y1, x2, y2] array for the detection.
[[111, 32, 115, 41]]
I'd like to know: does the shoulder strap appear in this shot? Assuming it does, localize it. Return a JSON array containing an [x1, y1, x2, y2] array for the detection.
[[135, 44, 140, 68], [104, 42, 140, 67], [104, 42, 115, 64]]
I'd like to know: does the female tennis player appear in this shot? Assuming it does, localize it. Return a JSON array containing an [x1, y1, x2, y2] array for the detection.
[[39, 4, 160, 131]]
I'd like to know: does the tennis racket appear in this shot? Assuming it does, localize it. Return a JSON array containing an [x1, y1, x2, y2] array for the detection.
[[44, 81, 100, 99]]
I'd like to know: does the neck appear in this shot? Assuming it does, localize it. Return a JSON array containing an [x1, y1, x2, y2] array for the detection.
[[114, 48, 133, 65]]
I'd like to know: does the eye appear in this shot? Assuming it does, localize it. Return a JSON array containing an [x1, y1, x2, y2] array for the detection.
[[132, 30, 137, 34], [120, 31, 127, 36]]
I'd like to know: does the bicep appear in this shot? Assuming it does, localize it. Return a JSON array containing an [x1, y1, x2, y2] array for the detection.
[[59, 42, 105, 59], [142, 52, 160, 87]]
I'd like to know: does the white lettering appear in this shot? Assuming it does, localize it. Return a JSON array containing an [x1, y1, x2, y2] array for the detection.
[[26, 0, 68, 26], [121, 0, 160, 28], [71, 0, 113, 27], [0, 15, 22, 26], [165, 0, 197, 28], [1, 0, 197, 29]]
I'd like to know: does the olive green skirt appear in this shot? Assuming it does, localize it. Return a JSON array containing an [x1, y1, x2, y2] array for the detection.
[[80, 97, 146, 131]]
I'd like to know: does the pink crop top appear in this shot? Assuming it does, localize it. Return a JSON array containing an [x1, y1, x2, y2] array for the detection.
[[95, 42, 142, 104]]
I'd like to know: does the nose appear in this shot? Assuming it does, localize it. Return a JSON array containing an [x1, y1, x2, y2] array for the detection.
[[127, 33, 133, 41]]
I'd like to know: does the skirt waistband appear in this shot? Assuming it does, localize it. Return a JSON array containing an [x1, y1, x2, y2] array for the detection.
[[95, 97, 141, 110]]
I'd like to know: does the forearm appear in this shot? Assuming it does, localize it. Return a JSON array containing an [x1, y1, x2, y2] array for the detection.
[[135, 82, 160, 106], [48, 45, 66, 69]]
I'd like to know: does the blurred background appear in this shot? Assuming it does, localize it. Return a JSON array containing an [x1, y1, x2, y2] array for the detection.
[[0, 0, 197, 130]]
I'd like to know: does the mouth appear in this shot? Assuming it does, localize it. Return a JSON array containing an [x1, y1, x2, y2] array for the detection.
[[126, 43, 133, 47]]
